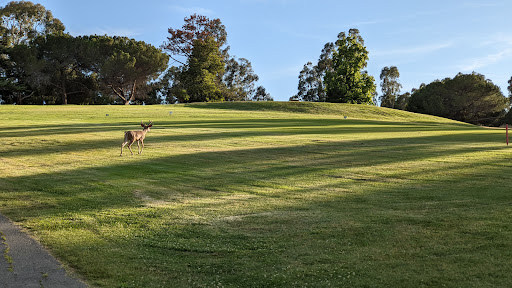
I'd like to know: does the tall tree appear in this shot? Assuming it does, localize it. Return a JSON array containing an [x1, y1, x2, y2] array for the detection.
[[223, 57, 259, 101], [379, 66, 402, 108], [324, 29, 376, 104], [163, 14, 227, 65], [178, 37, 225, 102], [292, 42, 334, 102], [408, 72, 508, 125], [0, 1, 64, 47]]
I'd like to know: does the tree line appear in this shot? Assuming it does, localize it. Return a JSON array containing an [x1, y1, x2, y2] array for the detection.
[[292, 30, 512, 126], [0, 1, 271, 105]]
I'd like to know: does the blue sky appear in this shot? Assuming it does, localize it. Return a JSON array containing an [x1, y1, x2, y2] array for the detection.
[[26, 0, 512, 101]]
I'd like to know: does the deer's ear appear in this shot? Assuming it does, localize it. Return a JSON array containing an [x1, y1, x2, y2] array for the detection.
[[148, 124, 153, 127], [141, 123, 145, 127]]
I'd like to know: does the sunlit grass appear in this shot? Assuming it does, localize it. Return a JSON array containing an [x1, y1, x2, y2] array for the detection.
[[0, 102, 511, 287]]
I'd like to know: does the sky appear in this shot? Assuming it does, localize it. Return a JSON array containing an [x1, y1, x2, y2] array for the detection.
[[10, 0, 512, 102]]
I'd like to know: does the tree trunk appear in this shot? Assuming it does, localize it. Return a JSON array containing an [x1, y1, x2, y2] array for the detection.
[[127, 80, 137, 104], [61, 76, 68, 105]]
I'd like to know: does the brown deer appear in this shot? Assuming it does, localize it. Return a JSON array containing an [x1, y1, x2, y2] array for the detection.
[[120, 121, 153, 156]]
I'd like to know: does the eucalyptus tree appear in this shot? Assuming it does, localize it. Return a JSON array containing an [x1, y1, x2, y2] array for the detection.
[[223, 56, 259, 101], [252, 86, 273, 101], [379, 66, 402, 108], [292, 42, 334, 102]]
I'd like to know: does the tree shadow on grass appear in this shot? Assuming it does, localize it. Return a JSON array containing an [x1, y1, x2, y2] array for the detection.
[[0, 117, 497, 158], [1, 125, 511, 287]]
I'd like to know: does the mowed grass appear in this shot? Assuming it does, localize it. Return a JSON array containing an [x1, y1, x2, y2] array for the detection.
[[0, 102, 511, 287]]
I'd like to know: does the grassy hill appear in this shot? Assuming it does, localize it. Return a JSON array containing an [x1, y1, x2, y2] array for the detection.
[[0, 102, 511, 287]]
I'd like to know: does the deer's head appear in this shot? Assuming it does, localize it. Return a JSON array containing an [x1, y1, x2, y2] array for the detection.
[[141, 121, 153, 131]]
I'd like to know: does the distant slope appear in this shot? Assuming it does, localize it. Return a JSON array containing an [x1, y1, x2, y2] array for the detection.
[[185, 101, 468, 124]]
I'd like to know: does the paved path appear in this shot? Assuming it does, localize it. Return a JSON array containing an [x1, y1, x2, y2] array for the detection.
[[0, 213, 87, 288]]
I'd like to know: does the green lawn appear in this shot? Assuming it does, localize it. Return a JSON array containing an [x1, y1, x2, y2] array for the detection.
[[1, 102, 511, 287]]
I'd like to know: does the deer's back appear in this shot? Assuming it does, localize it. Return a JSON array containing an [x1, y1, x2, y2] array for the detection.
[[124, 130, 145, 141]]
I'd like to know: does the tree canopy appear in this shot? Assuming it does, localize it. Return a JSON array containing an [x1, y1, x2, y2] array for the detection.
[[0, 1, 64, 47], [294, 29, 376, 104], [325, 29, 376, 104], [160, 14, 270, 103], [408, 72, 509, 125]]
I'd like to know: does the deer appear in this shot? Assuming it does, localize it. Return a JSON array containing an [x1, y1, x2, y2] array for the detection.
[[120, 121, 153, 156]]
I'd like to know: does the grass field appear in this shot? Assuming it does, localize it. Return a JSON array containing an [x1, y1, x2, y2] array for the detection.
[[0, 102, 511, 287]]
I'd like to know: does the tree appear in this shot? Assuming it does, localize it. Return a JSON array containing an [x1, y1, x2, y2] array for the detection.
[[163, 14, 227, 65], [30, 34, 89, 104], [89, 36, 169, 105], [379, 66, 402, 108], [178, 37, 225, 102], [223, 57, 259, 101], [324, 29, 376, 104], [162, 14, 268, 103], [0, 41, 49, 104], [395, 92, 410, 110], [0, 1, 64, 47], [0, 1, 64, 104], [408, 72, 508, 125], [292, 42, 334, 102], [292, 62, 322, 102], [252, 86, 273, 101]]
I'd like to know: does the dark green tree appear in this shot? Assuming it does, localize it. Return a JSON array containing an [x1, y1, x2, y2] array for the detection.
[[324, 29, 376, 104], [0, 1, 65, 103], [408, 72, 508, 125], [395, 92, 410, 110], [178, 37, 225, 102], [0, 43, 42, 104], [88, 36, 169, 105], [30, 34, 91, 104], [162, 14, 267, 103], [379, 66, 401, 108]]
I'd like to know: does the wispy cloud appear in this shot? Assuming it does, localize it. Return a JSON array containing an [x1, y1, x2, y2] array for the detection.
[[372, 42, 453, 57], [459, 48, 512, 71], [458, 34, 512, 71]]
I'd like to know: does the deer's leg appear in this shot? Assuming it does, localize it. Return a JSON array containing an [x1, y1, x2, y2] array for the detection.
[[128, 140, 135, 155], [120, 141, 128, 156], [140, 140, 144, 154], [137, 140, 141, 154]]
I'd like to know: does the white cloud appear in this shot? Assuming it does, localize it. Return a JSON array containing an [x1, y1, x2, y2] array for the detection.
[[459, 48, 512, 72], [458, 34, 512, 71]]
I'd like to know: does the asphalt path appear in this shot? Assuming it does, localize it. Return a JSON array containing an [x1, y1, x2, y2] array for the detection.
[[0, 213, 87, 288]]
